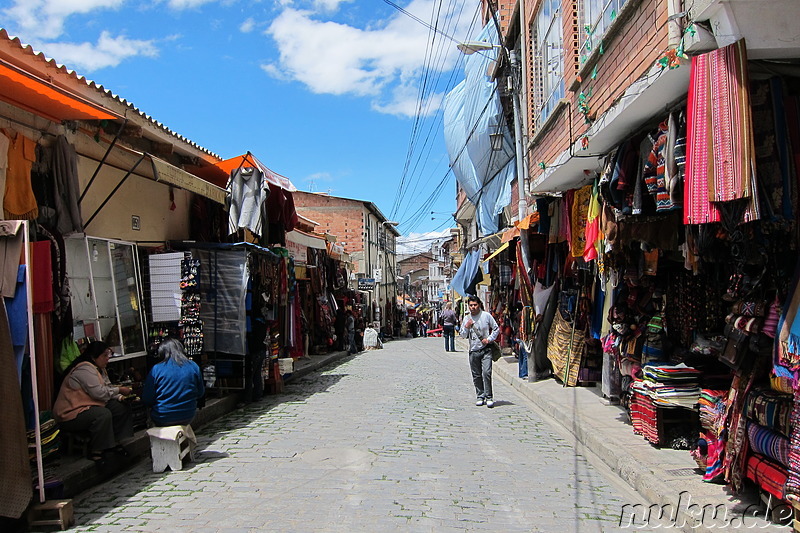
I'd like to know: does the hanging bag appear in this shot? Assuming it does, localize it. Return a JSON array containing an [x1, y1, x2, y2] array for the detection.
[[489, 340, 503, 362]]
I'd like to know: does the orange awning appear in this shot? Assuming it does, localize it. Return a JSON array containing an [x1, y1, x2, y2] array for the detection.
[[215, 152, 297, 192], [0, 59, 120, 122]]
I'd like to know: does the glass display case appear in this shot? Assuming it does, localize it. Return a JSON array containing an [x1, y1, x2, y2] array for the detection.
[[65, 235, 147, 360]]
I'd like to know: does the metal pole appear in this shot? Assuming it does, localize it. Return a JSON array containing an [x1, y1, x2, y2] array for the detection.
[[510, 49, 531, 274]]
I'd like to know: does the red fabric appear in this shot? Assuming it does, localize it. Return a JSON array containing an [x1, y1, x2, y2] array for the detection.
[[746, 453, 788, 501], [31, 240, 53, 313]]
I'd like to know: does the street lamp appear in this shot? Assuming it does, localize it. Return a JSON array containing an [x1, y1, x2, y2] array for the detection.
[[456, 41, 501, 55]]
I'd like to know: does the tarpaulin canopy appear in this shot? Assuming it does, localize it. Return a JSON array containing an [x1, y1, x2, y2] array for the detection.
[[451, 248, 482, 297], [217, 152, 297, 192], [0, 58, 121, 122], [443, 23, 515, 236], [481, 241, 509, 263]]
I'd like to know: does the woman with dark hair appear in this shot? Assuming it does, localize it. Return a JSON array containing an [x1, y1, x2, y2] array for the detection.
[[142, 338, 204, 427], [53, 341, 134, 464]]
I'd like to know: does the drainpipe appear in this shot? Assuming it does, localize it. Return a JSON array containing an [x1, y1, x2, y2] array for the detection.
[[667, 0, 684, 47]]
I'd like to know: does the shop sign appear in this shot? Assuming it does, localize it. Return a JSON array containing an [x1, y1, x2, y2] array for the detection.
[[358, 278, 375, 291], [284, 239, 307, 262]]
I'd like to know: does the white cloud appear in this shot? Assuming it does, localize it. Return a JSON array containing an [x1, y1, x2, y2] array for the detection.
[[239, 17, 256, 33], [3, 0, 125, 40], [40, 31, 158, 72], [264, 0, 470, 117], [165, 0, 217, 8]]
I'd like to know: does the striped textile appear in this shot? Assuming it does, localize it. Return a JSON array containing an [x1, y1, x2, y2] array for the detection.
[[684, 39, 759, 224], [684, 47, 720, 224], [546, 309, 585, 387], [785, 387, 800, 496], [709, 40, 753, 202], [744, 389, 793, 438], [746, 453, 787, 501], [747, 421, 790, 467]]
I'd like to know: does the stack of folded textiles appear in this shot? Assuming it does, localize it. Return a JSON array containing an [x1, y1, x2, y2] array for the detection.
[[639, 363, 702, 409], [27, 413, 60, 462], [699, 389, 727, 433]]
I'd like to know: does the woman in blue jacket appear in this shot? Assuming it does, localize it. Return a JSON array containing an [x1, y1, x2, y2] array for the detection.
[[142, 338, 205, 427]]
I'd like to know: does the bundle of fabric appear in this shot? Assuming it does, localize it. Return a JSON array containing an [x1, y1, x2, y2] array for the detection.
[[699, 389, 727, 434], [747, 421, 790, 467], [770, 372, 794, 394], [746, 453, 788, 501], [639, 363, 702, 408], [785, 388, 800, 497], [630, 383, 658, 443], [744, 389, 793, 437], [27, 416, 59, 462]]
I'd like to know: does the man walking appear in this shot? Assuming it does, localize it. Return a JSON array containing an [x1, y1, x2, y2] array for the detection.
[[440, 302, 458, 352], [460, 296, 499, 408]]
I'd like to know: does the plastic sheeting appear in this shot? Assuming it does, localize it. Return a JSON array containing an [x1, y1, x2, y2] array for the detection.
[[451, 248, 482, 297], [444, 23, 516, 236], [193, 248, 248, 355]]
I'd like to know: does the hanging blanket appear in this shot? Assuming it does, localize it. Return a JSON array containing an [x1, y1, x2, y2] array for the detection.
[[684, 39, 759, 224], [747, 421, 790, 467], [546, 309, 585, 386], [746, 453, 788, 501]]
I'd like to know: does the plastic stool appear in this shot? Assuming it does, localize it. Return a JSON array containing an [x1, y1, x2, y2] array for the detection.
[[145, 425, 196, 472]]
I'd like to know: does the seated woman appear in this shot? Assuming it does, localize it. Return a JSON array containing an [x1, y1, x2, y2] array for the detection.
[[142, 338, 205, 427], [53, 341, 134, 464]]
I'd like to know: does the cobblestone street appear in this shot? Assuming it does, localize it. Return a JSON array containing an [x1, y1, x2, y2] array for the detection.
[[67, 337, 648, 532]]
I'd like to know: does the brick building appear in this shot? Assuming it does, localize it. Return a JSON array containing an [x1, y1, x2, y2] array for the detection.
[[293, 191, 400, 329]]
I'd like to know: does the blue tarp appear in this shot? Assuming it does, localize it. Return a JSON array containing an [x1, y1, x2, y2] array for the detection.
[[450, 248, 481, 297], [443, 23, 515, 236]]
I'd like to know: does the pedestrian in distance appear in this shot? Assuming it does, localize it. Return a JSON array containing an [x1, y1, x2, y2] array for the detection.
[[142, 337, 205, 427], [440, 302, 459, 352], [346, 309, 357, 354], [460, 295, 500, 408]]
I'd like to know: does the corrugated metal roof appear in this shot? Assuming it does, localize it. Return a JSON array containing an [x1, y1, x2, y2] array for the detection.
[[0, 28, 221, 160]]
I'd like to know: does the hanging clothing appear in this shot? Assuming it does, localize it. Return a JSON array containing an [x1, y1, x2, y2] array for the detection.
[[228, 167, 269, 236], [2, 129, 38, 220], [0, 299, 31, 519], [51, 135, 83, 234], [0, 220, 23, 298]]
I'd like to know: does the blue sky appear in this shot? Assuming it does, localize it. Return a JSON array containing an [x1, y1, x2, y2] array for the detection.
[[1, 0, 482, 252]]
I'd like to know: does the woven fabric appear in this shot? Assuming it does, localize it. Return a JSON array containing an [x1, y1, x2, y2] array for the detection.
[[631, 390, 660, 445], [684, 40, 760, 224], [746, 453, 787, 501], [744, 389, 793, 438], [684, 51, 720, 224], [709, 40, 753, 202], [546, 310, 585, 387], [747, 421, 790, 467], [784, 387, 800, 496], [0, 299, 32, 518]]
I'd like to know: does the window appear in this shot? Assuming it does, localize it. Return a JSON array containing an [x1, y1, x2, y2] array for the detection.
[[532, 0, 564, 127], [580, 0, 627, 63]]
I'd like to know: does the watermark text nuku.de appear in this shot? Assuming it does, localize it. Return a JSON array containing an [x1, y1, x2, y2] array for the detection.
[[619, 491, 793, 529]]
